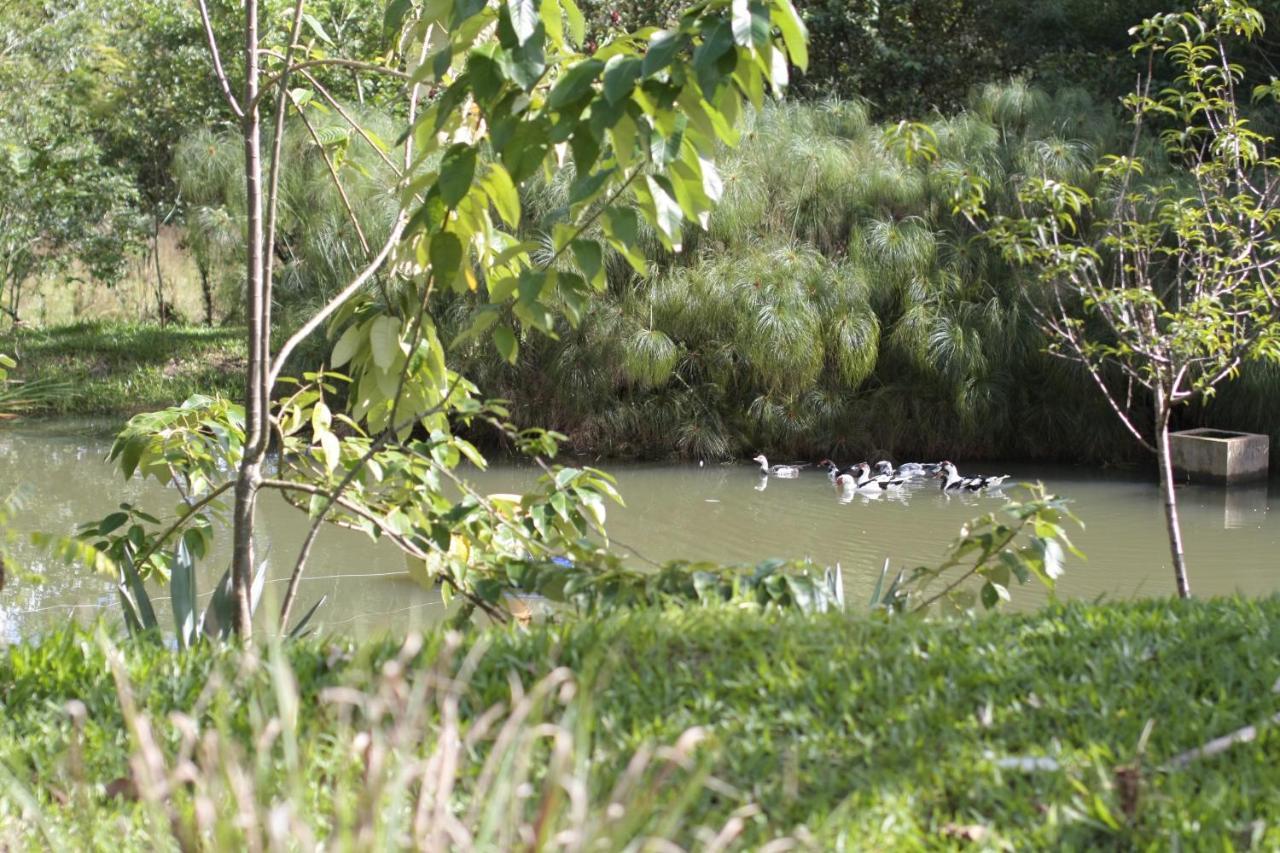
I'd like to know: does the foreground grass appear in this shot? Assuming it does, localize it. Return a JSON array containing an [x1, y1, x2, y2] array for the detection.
[[0, 322, 246, 417], [2, 600, 1279, 848]]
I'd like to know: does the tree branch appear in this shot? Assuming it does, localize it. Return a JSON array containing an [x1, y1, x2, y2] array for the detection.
[[196, 0, 245, 120]]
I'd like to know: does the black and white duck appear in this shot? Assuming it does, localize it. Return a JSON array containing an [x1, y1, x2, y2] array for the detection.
[[875, 460, 942, 480], [818, 459, 858, 488], [936, 461, 1011, 492], [752, 454, 806, 478], [856, 462, 907, 490]]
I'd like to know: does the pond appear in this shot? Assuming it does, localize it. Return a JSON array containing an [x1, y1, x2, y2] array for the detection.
[[2, 420, 1278, 641]]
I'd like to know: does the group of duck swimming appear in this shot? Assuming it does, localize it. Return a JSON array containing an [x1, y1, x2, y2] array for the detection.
[[751, 454, 1012, 493]]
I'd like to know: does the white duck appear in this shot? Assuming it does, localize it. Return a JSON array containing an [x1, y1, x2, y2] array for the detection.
[[752, 454, 804, 478]]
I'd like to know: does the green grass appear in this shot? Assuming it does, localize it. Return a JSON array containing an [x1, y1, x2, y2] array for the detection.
[[3, 600, 1280, 848], [0, 322, 246, 418]]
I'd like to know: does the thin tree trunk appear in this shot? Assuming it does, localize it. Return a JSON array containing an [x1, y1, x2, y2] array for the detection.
[[1154, 386, 1191, 598], [197, 258, 215, 326], [231, 0, 266, 638], [152, 212, 167, 327]]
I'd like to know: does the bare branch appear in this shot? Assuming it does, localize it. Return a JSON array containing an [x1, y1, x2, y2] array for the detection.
[[196, 0, 245, 120]]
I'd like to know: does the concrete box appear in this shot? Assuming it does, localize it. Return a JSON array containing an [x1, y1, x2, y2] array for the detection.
[[1170, 428, 1270, 484]]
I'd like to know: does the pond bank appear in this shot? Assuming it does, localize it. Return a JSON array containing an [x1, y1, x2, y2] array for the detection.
[[0, 322, 245, 418], [3, 600, 1279, 847]]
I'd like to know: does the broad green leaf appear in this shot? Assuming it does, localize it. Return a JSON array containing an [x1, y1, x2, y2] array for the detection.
[[312, 400, 332, 433], [507, 0, 538, 44], [499, 26, 546, 89], [560, 0, 585, 45], [438, 144, 477, 206], [571, 239, 605, 289], [604, 207, 648, 274], [482, 164, 520, 228], [430, 231, 465, 285], [643, 30, 683, 77], [331, 322, 363, 368], [731, 0, 753, 46], [549, 58, 603, 109], [370, 316, 402, 370], [171, 539, 198, 649], [539, 0, 563, 47], [493, 325, 519, 364], [772, 1, 809, 71], [645, 175, 684, 251], [318, 430, 341, 473], [603, 56, 642, 104]]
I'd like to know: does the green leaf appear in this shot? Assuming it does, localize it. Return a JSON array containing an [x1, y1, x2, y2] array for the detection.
[[603, 56, 643, 104], [643, 30, 683, 77], [302, 13, 334, 45], [383, 0, 413, 41], [331, 322, 363, 368], [539, 0, 563, 47], [311, 400, 332, 433], [507, 0, 538, 44], [98, 512, 129, 536], [318, 430, 341, 473], [560, 0, 585, 45], [430, 231, 464, 284], [482, 163, 521, 228], [549, 59, 603, 109], [499, 25, 546, 89], [171, 539, 198, 650], [604, 207, 647, 274], [731, 0, 753, 46], [370, 316, 402, 370], [645, 175, 684, 251], [571, 239, 605, 289], [493, 325, 519, 364], [438, 144, 477, 206], [120, 552, 158, 631], [772, 1, 809, 71]]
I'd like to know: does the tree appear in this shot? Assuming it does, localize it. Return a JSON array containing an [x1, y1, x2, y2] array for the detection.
[[0, 1, 144, 323], [958, 0, 1280, 596], [122, 0, 811, 637]]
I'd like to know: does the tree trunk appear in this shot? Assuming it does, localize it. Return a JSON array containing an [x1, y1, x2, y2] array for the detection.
[[152, 212, 167, 327], [231, 0, 266, 638], [197, 258, 215, 326], [1154, 386, 1191, 598]]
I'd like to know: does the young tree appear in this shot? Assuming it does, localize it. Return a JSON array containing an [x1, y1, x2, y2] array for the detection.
[[958, 0, 1280, 596], [172, 0, 810, 636]]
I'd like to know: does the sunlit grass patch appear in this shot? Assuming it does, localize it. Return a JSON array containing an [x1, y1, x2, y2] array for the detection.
[[0, 322, 246, 418]]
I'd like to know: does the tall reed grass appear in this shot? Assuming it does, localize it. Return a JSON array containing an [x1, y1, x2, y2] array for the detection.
[[445, 85, 1169, 462]]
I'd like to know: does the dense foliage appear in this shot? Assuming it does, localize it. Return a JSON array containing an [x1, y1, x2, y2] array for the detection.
[[4, 600, 1280, 847], [437, 88, 1138, 462], [582, 0, 1280, 118]]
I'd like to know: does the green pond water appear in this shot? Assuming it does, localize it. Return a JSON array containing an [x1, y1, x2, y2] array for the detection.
[[2, 420, 1277, 641]]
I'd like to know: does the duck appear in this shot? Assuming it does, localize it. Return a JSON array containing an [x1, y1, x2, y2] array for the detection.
[[752, 454, 806, 478], [818, 459, 858, 489], [875, 460, 941, 480], [935, 461, 1011, 492], [855, 462, 907, 490]]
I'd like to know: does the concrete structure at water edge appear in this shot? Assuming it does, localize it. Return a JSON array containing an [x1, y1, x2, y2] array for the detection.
[[1170, 428, 1270, 484]]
